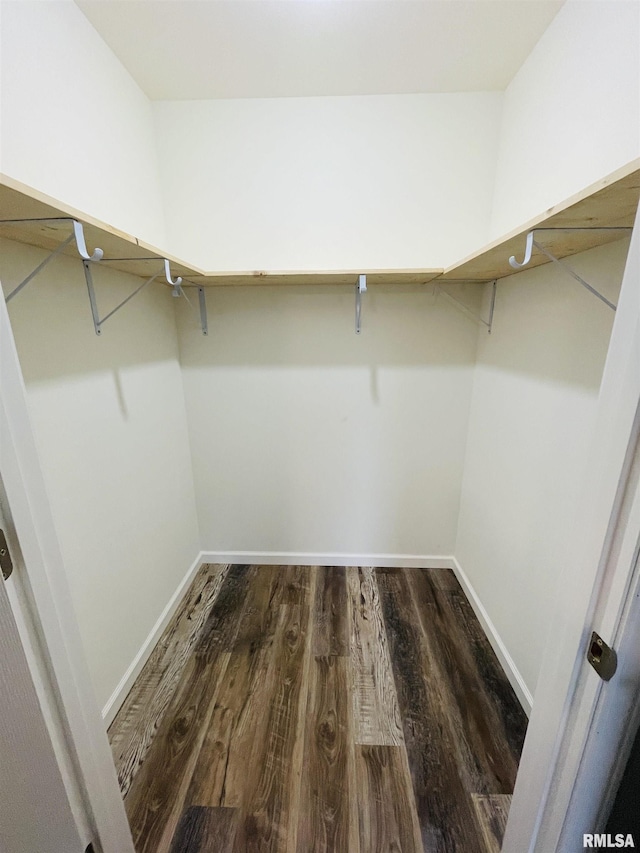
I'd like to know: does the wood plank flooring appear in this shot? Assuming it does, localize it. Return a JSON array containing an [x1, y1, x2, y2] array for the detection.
[[109, 565, 528, 853], [472, 795, 512, 853]]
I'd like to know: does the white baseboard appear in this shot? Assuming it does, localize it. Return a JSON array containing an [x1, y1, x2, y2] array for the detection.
[[101, 551, 204, 727], [200, 551, 456, 569], [102, 551, 532, 725], [452, 557, 533, 716]]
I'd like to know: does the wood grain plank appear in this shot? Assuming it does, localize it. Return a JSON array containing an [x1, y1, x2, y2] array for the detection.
[[169, 806, 237, 853], [232, 594, 313, 853], [356, 746, 423, 853], [408, 569, 522, 793], [444, 581, 529, 762], [313, 566, 349, 657], [185, 649, 261, 810], [377, 569, 486, 853], [296, 656, 358, 853], [472, 794, 511, 853], [125, 566, 252, 853], [109, 563, 231, 796], [119, 565, 523, 853], [125, 651, 232, 853], [196, 564, 255, 652], [347, 567, 404, 746], [230, 565, 283, 653], [280, 565, 312, 606], [185, 568, 300, 809]]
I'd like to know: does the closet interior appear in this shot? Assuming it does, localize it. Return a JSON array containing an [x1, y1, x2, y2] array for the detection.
[[1, 1, 639, 851]]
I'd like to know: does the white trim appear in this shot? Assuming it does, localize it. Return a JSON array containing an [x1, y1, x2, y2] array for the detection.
[[200, 551, 456, 569], [103, 549, 457, 724], [503, 204, 640, 853], [104, 550, 533, 733], [452, 557, 533, 716], [102, 551, 204, 727], [0, 291, 135, 853]]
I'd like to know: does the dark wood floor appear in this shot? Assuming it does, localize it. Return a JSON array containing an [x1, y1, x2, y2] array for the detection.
[[109, 565, 528, 853]]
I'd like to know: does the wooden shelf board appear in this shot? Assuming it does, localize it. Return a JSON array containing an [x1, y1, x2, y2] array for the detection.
[[187, 269, 443, 287], [0, 176, 203, 281], [439, 161, 640, 282], [1, 160, 638, 292]]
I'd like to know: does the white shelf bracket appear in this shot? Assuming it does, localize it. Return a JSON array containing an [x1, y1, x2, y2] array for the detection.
[[198, 287, 208, 336], [355, 274, 367, 334], [508, 227, 631, 311], [1, 217, 103, 302], [173, 281, 208, 335], [435, 279, 497, 333], [83, 257, 183, 336]]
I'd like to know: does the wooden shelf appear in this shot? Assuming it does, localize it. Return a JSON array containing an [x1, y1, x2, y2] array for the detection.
[[1, 160, 638, 292], [190, 269, 442, 287], [0, 175, 202, 281], [0, 176, 442, 288], [439, 161, 639, 283]]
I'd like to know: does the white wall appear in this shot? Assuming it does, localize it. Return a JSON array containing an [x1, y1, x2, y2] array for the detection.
[[489, 0, 640, 239], [455, 238, 629, 702], [176, 283, 480, 557], [0, 238, 200, 712], [0, 0, 166, 248], [154, 93, 503, 271]]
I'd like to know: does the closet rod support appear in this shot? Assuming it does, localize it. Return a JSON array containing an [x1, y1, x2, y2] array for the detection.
[[355, 274, 367, 335], [509, 226, 632, 269], [163, 259, 182, 287], [509, 231, 535, 269], [509, 230, 617, 310], [99, 257, 183, 288], [2, 218, 104, 302]]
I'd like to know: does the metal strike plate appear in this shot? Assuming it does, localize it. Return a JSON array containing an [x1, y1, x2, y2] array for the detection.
[[587, 631, 617, 681], [0, 529, 14, 580]]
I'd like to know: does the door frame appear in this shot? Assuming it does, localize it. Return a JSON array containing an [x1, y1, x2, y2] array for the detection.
[[503, 205, 640, 851], [0, 289, 135, 853]]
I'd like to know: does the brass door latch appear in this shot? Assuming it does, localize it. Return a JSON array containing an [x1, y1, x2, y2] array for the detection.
[[587, 631, 617, 681], [0, 529, 13, 581]]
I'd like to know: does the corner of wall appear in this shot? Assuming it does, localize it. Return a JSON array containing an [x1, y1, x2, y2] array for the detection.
[[452, 557, 533, 715], [102, 549, 204, 725]]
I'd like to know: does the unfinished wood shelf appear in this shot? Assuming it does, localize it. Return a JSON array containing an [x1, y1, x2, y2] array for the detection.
[[1, 160, 638, 293], [0, 175, 199, 281], [438, 160, 639, 283], [0, 175, 442, 289], [191, 269, 443, 287]]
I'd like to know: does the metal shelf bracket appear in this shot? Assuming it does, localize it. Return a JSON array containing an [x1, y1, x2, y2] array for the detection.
[[435, 279, 497, 333], [175, 281, 208, 336], [198, 287, 208, 336], [355, 274, 367, 334], [508, 227, 631, 311], [84, 257, 183, 336], [1, 218, 104, 302]]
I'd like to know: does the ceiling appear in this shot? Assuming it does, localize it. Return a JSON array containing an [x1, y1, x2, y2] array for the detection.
[[75, 0, 565, 101]]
